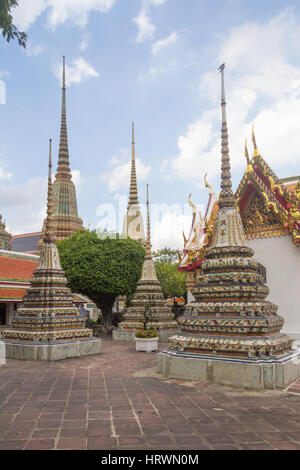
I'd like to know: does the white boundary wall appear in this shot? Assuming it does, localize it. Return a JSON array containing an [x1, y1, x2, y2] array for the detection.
[[248, 235, 300, 339]]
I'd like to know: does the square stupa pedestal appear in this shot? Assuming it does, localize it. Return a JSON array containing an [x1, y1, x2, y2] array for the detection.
[[157, 350, 300, 391], [112, 329, 136, 343], [112, 328, 181, 343], [4, 337, 101, 362]]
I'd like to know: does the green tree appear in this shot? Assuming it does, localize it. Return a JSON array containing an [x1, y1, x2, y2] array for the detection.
[[153, 247, 181, 264], [155, 261, 186, 300], [0, 1, 27, 48], [56, 230, 145, 335]]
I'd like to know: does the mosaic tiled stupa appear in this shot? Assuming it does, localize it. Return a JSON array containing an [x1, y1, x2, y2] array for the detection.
[[158, 65, 300, 389], [0, 214, 12, 251], [38, 57, 83, 250], [122, 123, 145, 244], [118, 185, 178, 337], [2, 140, 101, 361]]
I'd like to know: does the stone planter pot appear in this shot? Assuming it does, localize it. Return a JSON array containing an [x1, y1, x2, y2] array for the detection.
[[135, 337, 158, 353]]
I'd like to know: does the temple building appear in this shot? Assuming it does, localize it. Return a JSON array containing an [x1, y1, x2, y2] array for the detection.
[[38, 56, 83, 249], [0, 250, 39, 330], [122, 123, 145, 244], [11, 232, 42, 255], [179, 131, 300, 339], [115, 185, 178, 342], [158, 64, 300, 390], [2, 140, 101, 361]]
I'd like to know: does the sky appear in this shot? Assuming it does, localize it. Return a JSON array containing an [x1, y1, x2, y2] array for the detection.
[[1, 0, 300, 249]]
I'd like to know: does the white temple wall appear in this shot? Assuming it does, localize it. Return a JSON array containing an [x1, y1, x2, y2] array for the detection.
[[247, 236, 300, 339]]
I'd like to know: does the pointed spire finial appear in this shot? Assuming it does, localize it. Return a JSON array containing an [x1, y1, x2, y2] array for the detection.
[[62, 55, 66, 89], [204, 173, 213, 195], [245, 138, 250, 165], [44, 139, 55, 242], [188, 193, 196, 214], [252, 124, 260, 157], [218, 63, 235, 209], [145, 184, 152, 259], [128, 122, 139, 209], [56, 56, 71, 180]]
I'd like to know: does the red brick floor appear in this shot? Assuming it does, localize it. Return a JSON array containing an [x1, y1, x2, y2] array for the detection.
[[0, 338, 300, 450], [286, 379, 300, 396]]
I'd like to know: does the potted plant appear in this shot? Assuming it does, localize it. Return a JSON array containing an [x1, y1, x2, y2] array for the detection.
[[135, 328, 159, 352]]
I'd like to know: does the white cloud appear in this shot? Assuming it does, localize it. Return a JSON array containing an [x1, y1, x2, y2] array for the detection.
[[54, 57, 99, 85], [168, 9, 300, 185], [152, 31, 179, 55], [133, 4, 156, 43], [13, 0, 117, 31], [79, 35, 90, 51], [133, 0, 167, 43], [100, 153, 151, 192], [0, 176, 47, 235], [71, 170, 85, 193], [26, 43, 43, 57], [152, 210, 191, 250], [0, 167, 13, 180]]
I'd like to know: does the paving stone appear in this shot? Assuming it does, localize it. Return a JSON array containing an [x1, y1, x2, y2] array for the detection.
[[1, 338, 300, 451]]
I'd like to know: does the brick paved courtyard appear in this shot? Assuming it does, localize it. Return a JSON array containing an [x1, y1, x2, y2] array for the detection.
[[1, 338, 300, 451]]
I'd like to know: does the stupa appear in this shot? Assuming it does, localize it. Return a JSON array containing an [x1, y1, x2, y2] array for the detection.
[[114, 185, 178, 342], [2, 140, 101, 361], [122, 123, 146, 244], [157, 65, 300, 389], [0, 214, 12, 251], [38, 57, 83, 250]]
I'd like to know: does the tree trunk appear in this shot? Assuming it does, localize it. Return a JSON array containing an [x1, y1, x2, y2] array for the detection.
[[99, 297, 115, 336]]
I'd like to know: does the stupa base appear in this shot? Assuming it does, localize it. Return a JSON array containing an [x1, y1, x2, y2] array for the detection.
[[3, 338, 101, 362], [113, 329, 136, 343], [113, 328, 181, 343], [157, 350, 300, 390]]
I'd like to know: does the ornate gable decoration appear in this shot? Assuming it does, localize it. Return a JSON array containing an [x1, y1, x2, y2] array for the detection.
[[236, 128, 300, 246], [241, 192, 285, 240]]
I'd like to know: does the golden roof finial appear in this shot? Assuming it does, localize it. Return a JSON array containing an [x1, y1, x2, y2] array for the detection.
[[188, 193, 196, 214], [252, 124, 260, 157], [204, 173, 213, 195], [245, 138, 250, 165]]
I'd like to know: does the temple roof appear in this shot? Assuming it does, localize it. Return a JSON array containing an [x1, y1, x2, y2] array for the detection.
[[179, 135, 300, 274], [11, 232, 41, 254], [236, 135, 300, 245], [0, 251, 39, 281]]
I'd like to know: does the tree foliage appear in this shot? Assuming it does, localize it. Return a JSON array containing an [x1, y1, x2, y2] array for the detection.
[[152, 247, 181, 264], [0, 1, 27, 48], [56, 230, 145, 335], [155, 261, 186, 300]]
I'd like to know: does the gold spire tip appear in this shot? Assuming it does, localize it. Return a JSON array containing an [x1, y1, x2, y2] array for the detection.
[[204, 173, 213, 195], [245, 138, 250, 164]]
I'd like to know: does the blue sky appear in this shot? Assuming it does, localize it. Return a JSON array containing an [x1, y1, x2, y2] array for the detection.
[[1, 0, 300, 248]]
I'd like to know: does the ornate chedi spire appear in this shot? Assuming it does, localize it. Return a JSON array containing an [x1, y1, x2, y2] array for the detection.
[[119, 185, 177, 333], [0, 213, 12, 251], [39, 57, 83, 250], [2, 140, 93, 356], [122, 123, 145, 242], [128, 122, 139, 208], [165, 64, 294, 377]]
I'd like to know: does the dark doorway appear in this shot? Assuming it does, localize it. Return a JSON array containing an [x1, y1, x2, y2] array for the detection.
[[0, 304, 6, 325]]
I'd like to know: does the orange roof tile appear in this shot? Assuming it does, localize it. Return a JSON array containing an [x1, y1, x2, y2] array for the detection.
[[0, 288, 26, 299], [0, 257, 38, 281]]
